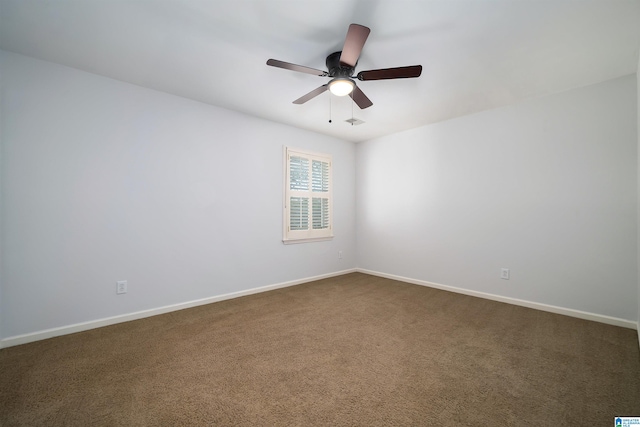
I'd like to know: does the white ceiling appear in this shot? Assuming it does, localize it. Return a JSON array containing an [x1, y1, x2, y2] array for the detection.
[[1, 0, 639, 143]]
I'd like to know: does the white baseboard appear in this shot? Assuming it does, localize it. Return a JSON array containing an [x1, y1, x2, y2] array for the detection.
[[0, 269, 357, 349], [2, 268, 635, 349], [358, 268, 639, 330]]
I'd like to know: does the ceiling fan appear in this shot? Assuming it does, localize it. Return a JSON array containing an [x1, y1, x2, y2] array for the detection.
[[266, 24, 422, 109]]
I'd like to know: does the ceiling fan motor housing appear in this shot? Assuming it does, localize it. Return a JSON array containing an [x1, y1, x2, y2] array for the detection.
[[326, 51, 355, 78]]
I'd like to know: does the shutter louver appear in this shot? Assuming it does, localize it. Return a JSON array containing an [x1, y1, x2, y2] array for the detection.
[[312, 160, 329, 193], [290, 197, 309, 230], [312, 197, 329, 229], [290, 156, 309, 191]]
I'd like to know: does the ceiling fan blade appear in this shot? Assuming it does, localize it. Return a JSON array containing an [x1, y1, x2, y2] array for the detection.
[[349, 85, 373, 109], [293, 85, 329, 104], [357, 65, 422, 81], [339, 24, 370, 67], [267, 59, 328, 76]]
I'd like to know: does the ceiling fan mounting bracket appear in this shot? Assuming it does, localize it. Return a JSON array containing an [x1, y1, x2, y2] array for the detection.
[[326, 51, 355, 78]]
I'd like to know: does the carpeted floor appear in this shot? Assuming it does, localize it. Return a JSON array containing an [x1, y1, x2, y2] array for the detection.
[[1, 272, 639, 426]]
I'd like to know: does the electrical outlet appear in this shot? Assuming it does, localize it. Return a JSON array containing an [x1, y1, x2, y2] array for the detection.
[[338, 251, 343, 260], [500, 268, 510, 280], [116, 280, 128, 294]]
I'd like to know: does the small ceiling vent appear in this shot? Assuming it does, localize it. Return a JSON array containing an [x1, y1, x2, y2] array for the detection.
[[345, 118, 365, 126]]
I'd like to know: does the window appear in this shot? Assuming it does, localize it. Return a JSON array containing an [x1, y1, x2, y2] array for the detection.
[[283, 147, 333, 244]]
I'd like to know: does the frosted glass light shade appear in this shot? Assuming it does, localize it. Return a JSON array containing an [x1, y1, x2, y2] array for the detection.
[[329, 79, 355, 96]]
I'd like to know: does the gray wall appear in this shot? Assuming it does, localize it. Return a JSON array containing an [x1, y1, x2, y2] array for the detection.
[[1, 48, 638, 344], [0, 50, 356, 340], [356, 75, 638, 321]]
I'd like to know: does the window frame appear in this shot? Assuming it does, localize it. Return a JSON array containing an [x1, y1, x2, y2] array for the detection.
[[283, 146, 333, 244]]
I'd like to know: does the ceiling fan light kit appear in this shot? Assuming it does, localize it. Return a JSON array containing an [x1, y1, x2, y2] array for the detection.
[[328, 78, 355, 96], [267, 23, 422, 110]]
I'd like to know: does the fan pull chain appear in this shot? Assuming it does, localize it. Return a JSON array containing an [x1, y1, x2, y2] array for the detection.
[[351, 97, 354, 126], [328, 94, 332, 123]]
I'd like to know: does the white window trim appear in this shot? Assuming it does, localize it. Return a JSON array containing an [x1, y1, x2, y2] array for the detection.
[[283, 146, 333, 244]]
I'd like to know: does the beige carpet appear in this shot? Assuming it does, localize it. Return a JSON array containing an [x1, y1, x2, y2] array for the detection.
[[1, 272, 639, 426]]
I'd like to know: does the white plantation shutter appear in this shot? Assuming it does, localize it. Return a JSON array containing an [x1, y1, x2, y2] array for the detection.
[[289, 197, 309, 230], [312, 197, 329, 229], [284, 147, 333, 243], [289, 156, 309, 191]]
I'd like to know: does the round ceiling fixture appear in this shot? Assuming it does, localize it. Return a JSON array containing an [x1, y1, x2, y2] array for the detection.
[[329, 78, 355, 96]]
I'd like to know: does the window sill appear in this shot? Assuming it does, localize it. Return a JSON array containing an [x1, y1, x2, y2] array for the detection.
[[282, 236, 334, 245]]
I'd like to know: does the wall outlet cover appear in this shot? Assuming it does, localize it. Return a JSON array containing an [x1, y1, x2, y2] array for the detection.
[[116, 280, 128, 294]]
